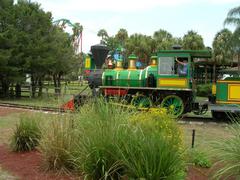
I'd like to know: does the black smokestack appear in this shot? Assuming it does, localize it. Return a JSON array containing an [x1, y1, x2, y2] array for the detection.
[[91, 44, 109, 69]]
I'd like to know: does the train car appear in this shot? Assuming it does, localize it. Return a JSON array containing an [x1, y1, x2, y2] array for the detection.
[[83, 44, 212, 118], [209, 67, 240, 119]]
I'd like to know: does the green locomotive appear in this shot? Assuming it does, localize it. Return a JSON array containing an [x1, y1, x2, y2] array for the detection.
[[84, 44, 212, 118]]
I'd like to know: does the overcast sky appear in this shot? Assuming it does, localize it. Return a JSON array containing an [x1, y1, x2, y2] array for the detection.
[[30, 0, 239, 52]]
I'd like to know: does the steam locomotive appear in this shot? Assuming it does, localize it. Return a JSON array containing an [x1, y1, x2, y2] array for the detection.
[[82, 44, 211, 118]]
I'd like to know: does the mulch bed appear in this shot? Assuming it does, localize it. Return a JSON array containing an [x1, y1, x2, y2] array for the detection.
[[0, 145, 77, 180], [0, 144, 211, 180]]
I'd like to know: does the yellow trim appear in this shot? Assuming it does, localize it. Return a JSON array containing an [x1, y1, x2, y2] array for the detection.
[[85, 57, 91, 68], [212, 84, 216, 95], [217, 80, 240, 83], [158, 78, 187, 87], [228, 84, 240, 101], [216, 100, 240, 104]]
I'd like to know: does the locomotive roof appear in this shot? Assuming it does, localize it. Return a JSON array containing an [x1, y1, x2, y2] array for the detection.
[[220, 67, 240, 74], [158, 50, 212, 58]]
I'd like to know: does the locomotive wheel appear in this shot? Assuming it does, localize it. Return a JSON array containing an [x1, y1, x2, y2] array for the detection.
[[131, 95, 152, 108], [160, 95, 184, 118]]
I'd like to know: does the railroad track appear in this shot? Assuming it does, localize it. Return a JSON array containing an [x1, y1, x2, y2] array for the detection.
[[0, 102, 230, 124], [0, 102, 64, 113]]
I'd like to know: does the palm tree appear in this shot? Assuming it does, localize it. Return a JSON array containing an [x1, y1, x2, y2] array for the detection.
[[224, 6, 240, 70], [212, 29, 233, 81], [153, 29, 174, 50], [115, 28, 128, 46], [182, 30, 205, 50], [97, 29, 108, 44]]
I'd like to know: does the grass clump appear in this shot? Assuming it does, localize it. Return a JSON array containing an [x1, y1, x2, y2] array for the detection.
[[188, 149, 212, 168], [71, 100, 128, 179], [212, 121, 240, 179], [120, 109, 185, 179], [40, 99, 186, 179], [39, 115, 75, 171], [10, 114, 41, 152]]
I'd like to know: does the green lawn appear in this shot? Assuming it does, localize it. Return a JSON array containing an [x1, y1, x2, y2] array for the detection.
[[0, 108, 233, 178]]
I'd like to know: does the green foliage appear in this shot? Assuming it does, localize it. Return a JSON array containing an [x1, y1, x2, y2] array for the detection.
[[189, 149, 212, 168], [153, 29, 176, 50], [182, 30, 205, 50], [10, 114, 41, 152], [0, 0, 77, 97], [117, 110, 185, 179], [40, 99, 186, 179], [71, 100, 130, 179], [39, 115, 75, 171], [213, 121, 240, 179], [212, 28, 233, 65], [196, 84, 212, 97]]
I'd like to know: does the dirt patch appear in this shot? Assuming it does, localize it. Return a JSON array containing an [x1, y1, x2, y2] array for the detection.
[[0, 144, 215, 180], [0, 145, 78, 180], [186, 166, 209, 180], [0, 107, 25, 117]]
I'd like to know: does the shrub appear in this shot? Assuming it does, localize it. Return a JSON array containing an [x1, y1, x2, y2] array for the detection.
[[40, 99, 186, 179], [118, 109, 185, 179], [188, 149, 212, 168], [71, 100, 130, 179], [196, 84, 212, 97], [39, 114, 75, 171], [72, 102, 185, 179], [10, 114, 41, 152], [212, 121, 240, 179]]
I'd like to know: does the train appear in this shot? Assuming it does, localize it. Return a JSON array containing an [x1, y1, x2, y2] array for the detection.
[[63, 44, 240, 119]]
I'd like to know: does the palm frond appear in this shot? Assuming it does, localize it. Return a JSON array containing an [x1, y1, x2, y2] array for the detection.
[[227, 6, 240, 17], [224, 17, 240, 26]]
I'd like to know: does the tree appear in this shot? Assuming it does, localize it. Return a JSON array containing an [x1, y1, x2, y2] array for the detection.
[[182, 30, 205, 50], [125, 34, 153, 64], [212, 29, 233, 65], [97, 29, 108, 44], [153, 29, 175, 50], [12, 0, 53, 97], [224, 5, 240, 69], [115, 28, 128, 46], [0, 0, 24, 97], [212, 29, 233, 81], [47, 27, 77, 95]]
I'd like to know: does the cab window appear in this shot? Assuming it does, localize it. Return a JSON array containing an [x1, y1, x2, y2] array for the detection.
[[158, 57, 176, 75]]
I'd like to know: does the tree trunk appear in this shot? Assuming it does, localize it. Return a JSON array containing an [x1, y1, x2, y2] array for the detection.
[[2, 80, 9, 98], [15, 83, 21, 98], [38, 78, 43, 97], [213, 62, 216, 83], [205, 65, 208, 84], [57, 74, 61, 94], [238, 54, 240, 71], [31, 76, 36, 98], [53, 74, 61, 95]]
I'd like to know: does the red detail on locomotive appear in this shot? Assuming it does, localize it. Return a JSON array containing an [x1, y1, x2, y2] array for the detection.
[[61, 98, 74, 111], [104, 89, 128, 96]]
